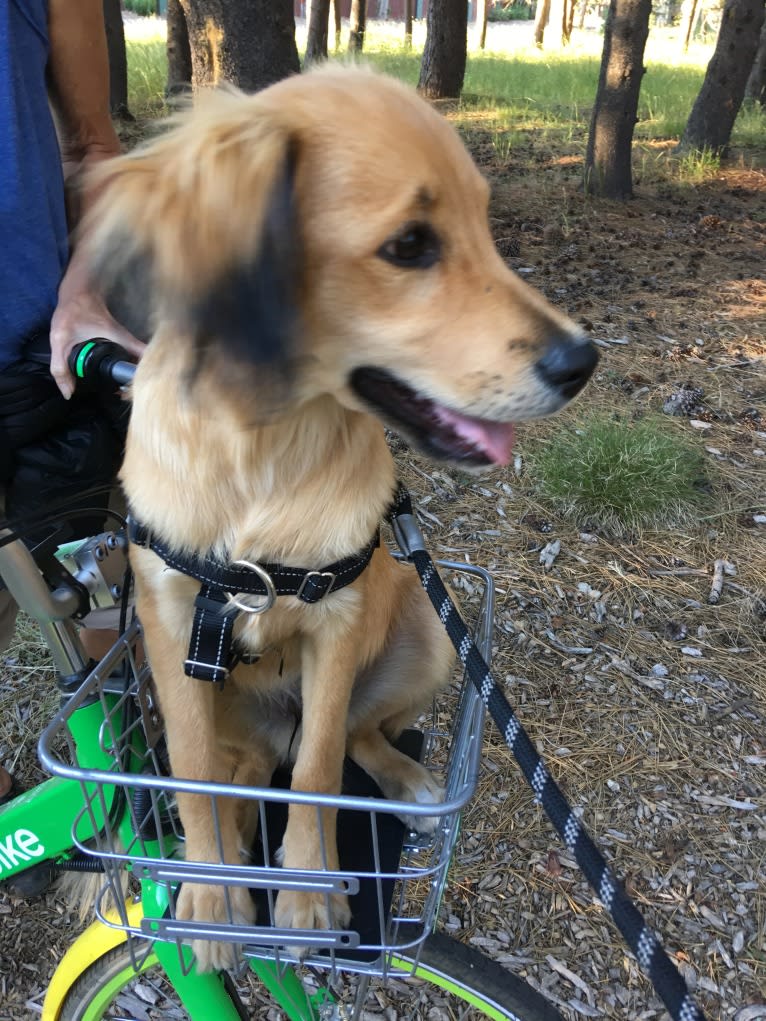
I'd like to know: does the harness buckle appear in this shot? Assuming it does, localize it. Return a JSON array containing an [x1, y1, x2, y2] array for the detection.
[[296, 570, 337, 602], [225, 559, 277, 615], [127, 516, 152, 549]]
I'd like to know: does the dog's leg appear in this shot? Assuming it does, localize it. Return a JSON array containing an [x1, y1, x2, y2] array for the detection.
[[347, 727, 445, 833], [347, 573, 455, 832], [274, 619, 358, 946], [136, 586, 260, 971]]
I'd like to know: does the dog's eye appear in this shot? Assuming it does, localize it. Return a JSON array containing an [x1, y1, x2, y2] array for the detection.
[[378, 223, 440, 269]]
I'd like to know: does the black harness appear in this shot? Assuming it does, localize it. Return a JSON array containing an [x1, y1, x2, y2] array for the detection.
[[127, 518, 378, 685]]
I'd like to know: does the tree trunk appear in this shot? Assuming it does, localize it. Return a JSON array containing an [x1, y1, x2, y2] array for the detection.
[[745, 20, 766, 104], [679, 0, 699, 51], [418, 0, 468, 99], [166, 0, 192, 96], [549, 0, 569, 44], [179, 0, 300, 91], [306, 0, 332, 61], [566, 0, 577, 40], [475, 0, 489, 48], [332, 0, 342, 49], [349, 0, 367, 51], [405, 0, 414, 48], [584, 0, 651, 199], [547, 0, 567, 43], [102, 0, 131, 119], [679, 0, 766, 154], [534, 0, 551, 46]]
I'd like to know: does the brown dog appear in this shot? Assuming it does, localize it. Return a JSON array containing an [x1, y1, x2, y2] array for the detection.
[[85, 66, 596, 970]]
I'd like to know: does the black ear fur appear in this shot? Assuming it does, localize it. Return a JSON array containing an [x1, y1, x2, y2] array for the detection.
[[188, 140, 302, 386], [98, 241, 156, 345]]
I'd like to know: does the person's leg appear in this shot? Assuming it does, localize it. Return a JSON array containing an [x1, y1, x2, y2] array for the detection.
[[0, 766, 13, 801], [0, 588, 17, 655], [0, 590, 19, 803]]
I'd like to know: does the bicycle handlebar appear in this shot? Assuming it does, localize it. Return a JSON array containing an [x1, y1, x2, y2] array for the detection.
[[68, 339, 137, 389]]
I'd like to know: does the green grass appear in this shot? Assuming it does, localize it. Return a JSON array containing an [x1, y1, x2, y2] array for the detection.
[[123, 20, 761, 150], [525, 415, 711, 535], [126, 36, 167, 118], [675, 145, 722, 183]]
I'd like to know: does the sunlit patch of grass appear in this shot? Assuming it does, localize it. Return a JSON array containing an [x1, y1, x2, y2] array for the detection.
[[123, 18, 741, 160], [126, 36, 167, 118], [526, 415, 712, 535], [675, 146, 722, 183]]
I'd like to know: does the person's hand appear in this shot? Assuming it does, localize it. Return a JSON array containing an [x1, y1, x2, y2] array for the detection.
[[49, 271, 145, 399]]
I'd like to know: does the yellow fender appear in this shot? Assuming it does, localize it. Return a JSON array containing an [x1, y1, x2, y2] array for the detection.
[[42, 900, 144, 1021]]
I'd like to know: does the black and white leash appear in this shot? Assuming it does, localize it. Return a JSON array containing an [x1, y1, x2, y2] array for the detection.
[[390, 486, 706, 1021]]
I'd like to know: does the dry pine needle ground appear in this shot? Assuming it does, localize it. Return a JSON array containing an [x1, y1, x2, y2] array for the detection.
[[1, 111, 765, 1021]]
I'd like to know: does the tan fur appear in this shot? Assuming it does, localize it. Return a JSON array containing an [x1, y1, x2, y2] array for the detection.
[[86, 66, 590, 971]]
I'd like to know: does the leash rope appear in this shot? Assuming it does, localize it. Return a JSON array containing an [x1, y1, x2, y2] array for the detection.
[[390, 487, 705, 1021]]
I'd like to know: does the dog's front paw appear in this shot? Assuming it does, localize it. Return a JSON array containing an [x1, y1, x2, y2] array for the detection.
[[176, 882, 255, 972], [274, 889, 352, 960]]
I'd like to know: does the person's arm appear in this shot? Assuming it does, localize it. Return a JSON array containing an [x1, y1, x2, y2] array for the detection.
[[47, 0, 145, 398]]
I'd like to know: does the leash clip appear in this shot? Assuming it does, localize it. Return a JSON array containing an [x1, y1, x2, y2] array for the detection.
[[225, 559, 277, 614], [391, 511, 427, 560]]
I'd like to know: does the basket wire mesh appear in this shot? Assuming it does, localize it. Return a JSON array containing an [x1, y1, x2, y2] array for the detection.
[[39, 559, 494, 981]]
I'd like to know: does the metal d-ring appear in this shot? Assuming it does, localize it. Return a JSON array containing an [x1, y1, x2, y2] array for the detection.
[[225, 560, 277, 614]]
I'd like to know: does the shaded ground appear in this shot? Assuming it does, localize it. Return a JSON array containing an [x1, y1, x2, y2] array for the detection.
[[1, 77, 764, 1021]]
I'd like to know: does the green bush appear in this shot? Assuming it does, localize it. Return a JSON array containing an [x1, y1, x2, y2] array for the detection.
[[526, 415, 710, 534], [488, 2, 536, 21], [123, 0, 157, 16]]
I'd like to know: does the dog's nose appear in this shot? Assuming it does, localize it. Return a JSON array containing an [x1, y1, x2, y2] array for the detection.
[[534, 334, 599, 399]]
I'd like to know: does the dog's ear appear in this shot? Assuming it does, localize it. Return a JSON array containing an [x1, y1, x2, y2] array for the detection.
[[84, 92, 302, 387], [189, 139, 301, 385]]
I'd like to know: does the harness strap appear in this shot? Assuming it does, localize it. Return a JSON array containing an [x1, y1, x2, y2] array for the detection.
[[128, 518, 378, 601], [127, 516, 379, 684], [184, 586, 235, 684], [389, 485, 706, 1021]]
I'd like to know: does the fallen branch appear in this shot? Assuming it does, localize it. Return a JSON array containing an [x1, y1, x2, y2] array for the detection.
[[543, 630, 593, 656], [708, 559, 736, 605], [648, 567, 707, 578]]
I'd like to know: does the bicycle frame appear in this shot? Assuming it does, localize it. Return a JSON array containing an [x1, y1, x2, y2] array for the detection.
[[0, 533, 119, 883], [0, 698, 117, 883]]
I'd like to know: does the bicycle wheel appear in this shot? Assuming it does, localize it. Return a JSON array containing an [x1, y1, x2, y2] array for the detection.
[[373, 931, 564, 1021], [59, 933, 564, 1021], [57, 944, 248, 1021]]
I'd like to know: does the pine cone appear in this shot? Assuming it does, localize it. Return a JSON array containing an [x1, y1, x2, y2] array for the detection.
[[662, 385, 704, 417], [497, 236, 521, 259]]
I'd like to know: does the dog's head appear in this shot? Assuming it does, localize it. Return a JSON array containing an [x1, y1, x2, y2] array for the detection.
[[86, 67, 597, 468]]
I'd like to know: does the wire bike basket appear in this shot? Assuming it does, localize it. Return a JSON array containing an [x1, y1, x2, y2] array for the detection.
[[39, 558, 495, 978]]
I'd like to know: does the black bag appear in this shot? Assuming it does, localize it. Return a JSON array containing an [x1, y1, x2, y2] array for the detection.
[[0, 359, 71, 483], [0, 343, 130, 541]]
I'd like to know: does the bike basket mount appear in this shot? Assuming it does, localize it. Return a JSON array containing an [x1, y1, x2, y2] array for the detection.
[[38, 560, 494, 980]]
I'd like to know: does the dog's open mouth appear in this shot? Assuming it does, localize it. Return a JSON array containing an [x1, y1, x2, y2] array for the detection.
[[349, 367, 514, 467]]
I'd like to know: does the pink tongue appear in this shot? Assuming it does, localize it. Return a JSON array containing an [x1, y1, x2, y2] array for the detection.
[[435, 406, 515, 465]]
